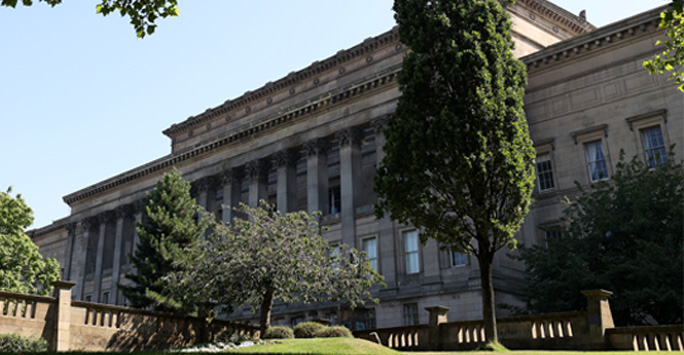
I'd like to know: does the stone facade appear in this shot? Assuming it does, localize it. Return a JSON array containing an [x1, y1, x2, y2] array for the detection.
[[29, 2, 680, 330]]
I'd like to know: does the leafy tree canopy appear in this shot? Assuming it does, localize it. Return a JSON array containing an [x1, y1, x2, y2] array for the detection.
[[164, 201, 384, 335], [0, 187, 60, 296], [376, 0, 534, 342], [644, 0, 684, 92], [119, 168, 210, 313], [517, 151, 683, 326], [0, 0, 178, 38]]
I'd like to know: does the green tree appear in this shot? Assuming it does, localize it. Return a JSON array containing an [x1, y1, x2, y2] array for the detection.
[[644, 0, 684, 92], [119, 168, 210, 313], [0, 187, 60, 295], [375, 0, 534, 343], [168, 201, 383, 335], [0, 0, 178, 38], [517, 152, 683, 326]]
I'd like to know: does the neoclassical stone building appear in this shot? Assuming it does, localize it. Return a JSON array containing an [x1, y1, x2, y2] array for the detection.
[[30, 1, 680, 329]]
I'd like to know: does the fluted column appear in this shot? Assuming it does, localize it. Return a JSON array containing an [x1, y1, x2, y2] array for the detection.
[[221, 168, 243, 223], [304, 138, 329, 215], [64, 223, 76, 281], [373, 117, 397, 288], [274, 149, 298, 213], [93, 211, 112, 303], [110, 205, 129, 305], [337, 127, 362, 248], [247, 159, 270, 208], [77, 219, 91, 300]]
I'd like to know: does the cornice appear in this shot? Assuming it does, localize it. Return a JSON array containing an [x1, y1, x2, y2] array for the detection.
[[516, 0, 595, 35], [63, 65, 401, 206], [28, 220, 68, 239], [162, 27, 400, 138], [522, 5, 666, 70]]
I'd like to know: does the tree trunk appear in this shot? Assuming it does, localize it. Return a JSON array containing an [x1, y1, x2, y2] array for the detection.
[[259, 289, 275, 337], [477, 248, 498, 343]]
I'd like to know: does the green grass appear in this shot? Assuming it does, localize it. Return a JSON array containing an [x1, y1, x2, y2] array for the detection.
[[228, 337, 400, 355], [225, 337, 684, 355]]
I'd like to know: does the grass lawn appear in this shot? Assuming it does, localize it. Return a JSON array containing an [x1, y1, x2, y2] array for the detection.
[[226, 337, 684, 355]]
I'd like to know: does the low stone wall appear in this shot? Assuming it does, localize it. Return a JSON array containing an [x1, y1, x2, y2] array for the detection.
[[0, 282, 258, 351], [607, 325, 684, 351]]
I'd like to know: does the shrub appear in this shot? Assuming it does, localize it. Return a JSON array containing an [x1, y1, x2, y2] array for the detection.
[[0, 333, 48, 352], [213, 328, 256, 344], [262, 326, 294, 339], [315, 326, 352, 338], [293, 322, 326, 338]]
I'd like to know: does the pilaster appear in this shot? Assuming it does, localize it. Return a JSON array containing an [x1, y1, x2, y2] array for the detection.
[[77, 218, 92, 300], [110, 205, 130, 305], [373, 117, 397, 289], [93, 211, 113, 303], [63, 223, 76, 281], [247, 159, 270, 208], [221, 168, 243, 223]]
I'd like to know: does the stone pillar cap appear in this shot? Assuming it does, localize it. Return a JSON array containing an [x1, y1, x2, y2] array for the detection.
[[581, 289, 613, 298], [425, 305, 451, 312], [51, 280, 77, 288]]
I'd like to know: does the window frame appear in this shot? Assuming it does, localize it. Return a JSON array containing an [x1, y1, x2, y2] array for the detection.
[[403, 302, 419, 326], [625, 110, 670, 169], [403, 230, 420, 275], [361, 236, 379, 272], [572, 124, 611, 184]]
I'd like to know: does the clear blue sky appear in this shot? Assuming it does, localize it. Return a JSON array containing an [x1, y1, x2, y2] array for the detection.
[[0, 0, 669, 229]]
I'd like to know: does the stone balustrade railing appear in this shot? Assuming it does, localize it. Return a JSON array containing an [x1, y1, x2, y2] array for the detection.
[[354, 324, 429, 350], [607, 325, 684, 351]]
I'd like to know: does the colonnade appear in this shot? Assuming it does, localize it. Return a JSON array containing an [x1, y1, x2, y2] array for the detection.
[[67, 118, 392, 305]]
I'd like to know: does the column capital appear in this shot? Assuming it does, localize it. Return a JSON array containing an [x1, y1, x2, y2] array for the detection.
[[79, 218, 93, 234], [66, 222, 77, 235], [221, 167, 244, 185], [371, 116, 390, 135], [246, 159, 270, 179], [273, 149, 298, 168], [304, 138, 328, 157], [98, 210, 115, 224], [336, 127, 362, 147], [195, 177, 211, 193], [115, 205, 133, 220]]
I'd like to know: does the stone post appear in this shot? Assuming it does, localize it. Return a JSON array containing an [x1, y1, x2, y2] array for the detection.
[[425, 305, 450, 350], [304, 139, 329, 216], [581, 289, 614, 349], [337, 127, 362, 248], [52, 281, 76, 352]]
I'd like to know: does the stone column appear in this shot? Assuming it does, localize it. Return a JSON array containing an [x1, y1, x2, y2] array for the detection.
[[110, 206, 128, 305], [77, 219, 91, 300], [582, 289, 615, 349], [337, 127, 362, 248], [52, 281, 76, 352], [93, 212, 111, 303], [132, 205, 142, 254], [426, 305, 450, 350], [221, 168, 243, 223], [373, 117, 397, 289], [63, 223, 76, 281], [274, 149, 298, 213], [247, 159, 270, 208], [305, 139, 329, 215]]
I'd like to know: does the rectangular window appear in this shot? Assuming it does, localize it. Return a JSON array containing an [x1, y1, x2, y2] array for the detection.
[[404, 230, 420, 274], [290, 316, 303, 327], [535, 153, 555, 191], [584, 141, 609, 182], [363, 237, 378, 271], [329, 186, 341, 214], [403, 303, 419, 326], [452, 252, 466, 267], [365, 308, 377, 330], [641, 126, 667, 167]]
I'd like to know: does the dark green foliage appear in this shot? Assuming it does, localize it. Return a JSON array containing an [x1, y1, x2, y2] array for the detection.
[[517, 152, 684, 326], [293, 322, 326, 339], [119, 168, 210, 314], [644, 0, 684, 92], [263, 326, 294, 339], [213, 329, 257, 344], [315, 326, 353, 338], [0, 187, 60, 296], [376, 0, 534, 342], [0, 333, 48, 352], [0, 0, 178, 38]]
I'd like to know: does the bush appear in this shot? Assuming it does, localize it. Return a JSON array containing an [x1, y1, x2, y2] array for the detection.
[[262, 326, 294, 339], [315, 326, 352, 338], [213, 328, 256, 344], [0, 333, 48, 352], [293, 322, 326, 338]]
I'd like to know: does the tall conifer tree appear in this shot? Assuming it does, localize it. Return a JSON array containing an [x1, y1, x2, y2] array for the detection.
[[119, 168, 209, 313], [376, 0, 534, 343]]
